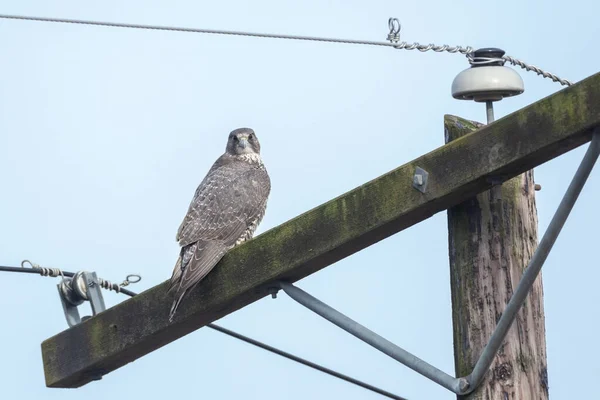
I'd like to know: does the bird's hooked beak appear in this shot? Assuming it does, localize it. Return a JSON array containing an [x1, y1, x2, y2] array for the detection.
[[238, 136, 249, 149]]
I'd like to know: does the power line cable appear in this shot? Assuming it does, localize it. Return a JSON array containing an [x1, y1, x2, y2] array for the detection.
[[0, 262, 138, 296], [0, 13, 572, 86], [0, 262, 408, 400], [207, 323, 408, 400]]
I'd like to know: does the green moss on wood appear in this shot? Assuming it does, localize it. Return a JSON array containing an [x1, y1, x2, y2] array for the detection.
[[42, 72, 600, 389]]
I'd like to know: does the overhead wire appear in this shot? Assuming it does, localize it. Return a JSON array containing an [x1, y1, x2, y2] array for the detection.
[[0, 263, 139, 296], [0, 13, 573, 86], [0, 13, 439, 48], [207, 323, 408, 400], [0, 263, 407, 400]]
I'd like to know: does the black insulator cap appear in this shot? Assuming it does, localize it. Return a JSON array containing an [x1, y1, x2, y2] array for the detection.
[[473, 47, 505, 58], [472, 48, 506, 67]]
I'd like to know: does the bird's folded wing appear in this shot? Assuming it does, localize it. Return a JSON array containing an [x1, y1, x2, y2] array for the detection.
[[173, 240, 228, 295], [176, 165, 271, 247]]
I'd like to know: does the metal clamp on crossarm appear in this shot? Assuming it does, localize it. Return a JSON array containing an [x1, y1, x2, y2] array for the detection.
[[58, 271, 106, 327]]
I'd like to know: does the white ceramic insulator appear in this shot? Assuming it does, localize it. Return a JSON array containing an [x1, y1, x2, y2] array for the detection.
[[451, 66, 524, 102]]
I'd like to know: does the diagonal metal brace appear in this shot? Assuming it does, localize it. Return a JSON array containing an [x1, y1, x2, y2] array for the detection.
[[278, 281, 468, 393], [277, 132, 600, 395]]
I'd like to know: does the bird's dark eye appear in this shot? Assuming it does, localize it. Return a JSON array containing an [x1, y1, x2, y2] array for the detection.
[[248, 133, 254, 140], [233, 136, 239, 142]]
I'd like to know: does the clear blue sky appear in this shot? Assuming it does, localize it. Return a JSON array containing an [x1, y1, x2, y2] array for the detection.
[[0, 1, 598, 399]]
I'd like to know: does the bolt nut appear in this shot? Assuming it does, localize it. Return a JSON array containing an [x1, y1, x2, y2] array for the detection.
[[457, 378, 470, 393], [413, 174, 424, 186], [534, 184, 542, 191], [412, 167, 429, 194], [268, 287, 279, 299]]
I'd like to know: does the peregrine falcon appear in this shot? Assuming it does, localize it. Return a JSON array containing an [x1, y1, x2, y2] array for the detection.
[[168, 128, 271, 321]]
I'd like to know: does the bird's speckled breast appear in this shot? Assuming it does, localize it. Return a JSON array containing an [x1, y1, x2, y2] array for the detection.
[[233, 153, 268, 246], [238, 153, 264, 166]]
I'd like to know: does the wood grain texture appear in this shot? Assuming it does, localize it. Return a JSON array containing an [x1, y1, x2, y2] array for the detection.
[[42, 72, 600, 389], [446, 115, 548, 399]]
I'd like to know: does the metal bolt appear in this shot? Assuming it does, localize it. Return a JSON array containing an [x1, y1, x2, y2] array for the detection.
[[268, 287, 279, 299], [89, 373, 103, 381], [413, 174, 424, 186], [458, 378, 470, 393], [534, 183, 542, 191], [412, 167, 430, 193]]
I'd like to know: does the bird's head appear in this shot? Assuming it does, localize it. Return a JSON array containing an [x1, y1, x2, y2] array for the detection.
[[226, 128, 261, 156]]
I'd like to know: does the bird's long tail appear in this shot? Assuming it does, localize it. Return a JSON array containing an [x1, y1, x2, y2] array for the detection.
[[167, 250, 187, 322], [169, 291, 186, 322], [167, 241, 228, 322]]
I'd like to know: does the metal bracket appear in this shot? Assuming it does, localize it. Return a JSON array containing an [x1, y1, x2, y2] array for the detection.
[[412, 167, 429, 193], [84, 272, 106, 315], [57, 271, 107, 327], [276, 132, 599, 395]]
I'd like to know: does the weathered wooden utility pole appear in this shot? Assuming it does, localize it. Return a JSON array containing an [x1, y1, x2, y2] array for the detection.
[[446, 115, 548, 399]]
